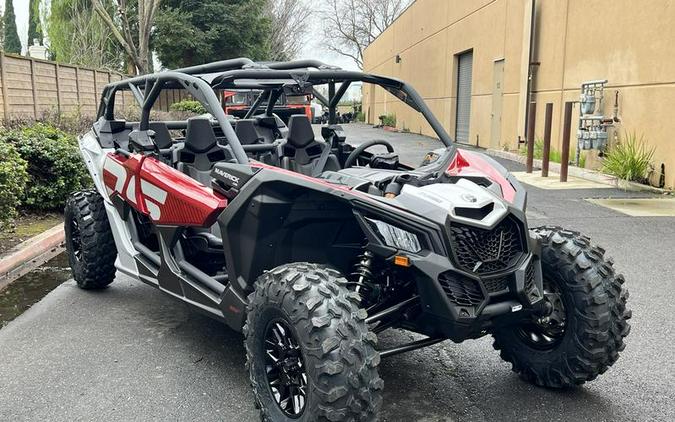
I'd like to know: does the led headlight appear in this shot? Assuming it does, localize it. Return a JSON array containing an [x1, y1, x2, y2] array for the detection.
[[367, 218, 422, 253]]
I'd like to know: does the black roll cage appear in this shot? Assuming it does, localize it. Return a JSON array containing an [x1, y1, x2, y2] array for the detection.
[[96, 58, 454, 165]]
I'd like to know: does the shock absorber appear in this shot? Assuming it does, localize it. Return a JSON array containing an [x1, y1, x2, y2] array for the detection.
[[351, 249, 375, 294]]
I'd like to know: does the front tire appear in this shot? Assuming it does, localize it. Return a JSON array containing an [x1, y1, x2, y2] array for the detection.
[[493, 226, 631, 388], [244, 263, 383, 421], [64, 189, 117, 289]]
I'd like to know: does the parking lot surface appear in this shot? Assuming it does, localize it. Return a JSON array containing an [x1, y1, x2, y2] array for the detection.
[[1, 124, 673, 421]]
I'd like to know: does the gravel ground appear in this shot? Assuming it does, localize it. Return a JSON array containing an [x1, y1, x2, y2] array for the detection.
[[0, 124, 672, 421]]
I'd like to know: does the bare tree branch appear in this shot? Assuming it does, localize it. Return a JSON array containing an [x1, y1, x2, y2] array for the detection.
[[91, 0, 160, 74], [321, 0, 411, 69], [266, 0, 313, 61]]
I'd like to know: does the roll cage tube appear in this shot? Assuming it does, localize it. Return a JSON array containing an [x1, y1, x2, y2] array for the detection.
[[97, 59, 455, 165], [98, 72, 249, 164], [243, 89, 271, 119], [210, 69, 454, 146]]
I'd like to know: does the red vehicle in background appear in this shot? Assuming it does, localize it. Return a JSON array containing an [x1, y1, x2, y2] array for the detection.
[[221, 89, 314, 123]]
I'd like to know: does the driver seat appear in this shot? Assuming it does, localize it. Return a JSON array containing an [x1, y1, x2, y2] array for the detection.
[[280, 115, 339, 176]]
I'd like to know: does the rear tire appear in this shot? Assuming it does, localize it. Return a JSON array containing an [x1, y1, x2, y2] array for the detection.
[[64, 189, 117, 289], [244, 262, 383, 421], [492, 226, 631, 388]]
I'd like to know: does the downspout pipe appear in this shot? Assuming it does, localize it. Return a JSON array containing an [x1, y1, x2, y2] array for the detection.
[[523, 0, 537, 140]]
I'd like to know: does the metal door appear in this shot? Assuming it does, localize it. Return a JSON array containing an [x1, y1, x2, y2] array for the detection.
[[455, 51, 473, 144], [490, 59, 505, 149]]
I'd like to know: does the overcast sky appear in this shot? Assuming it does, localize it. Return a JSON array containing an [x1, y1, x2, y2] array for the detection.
[[4, 0, 358, 69]]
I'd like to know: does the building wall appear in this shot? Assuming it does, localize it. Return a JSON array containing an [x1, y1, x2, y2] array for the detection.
[[362, 0, 675, 188]]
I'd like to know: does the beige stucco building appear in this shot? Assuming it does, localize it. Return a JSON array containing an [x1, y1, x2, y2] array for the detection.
[[362, 0, 675, 188]]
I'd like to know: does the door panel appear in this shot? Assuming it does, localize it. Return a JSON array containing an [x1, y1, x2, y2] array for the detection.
[[455, 51, 473, 144], [103, 153, 227, 227], [491, 59, 505, 149]]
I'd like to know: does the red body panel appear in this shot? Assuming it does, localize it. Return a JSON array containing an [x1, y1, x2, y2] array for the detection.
[[445, 149, 516, 203], [103, 153, 227, 227]]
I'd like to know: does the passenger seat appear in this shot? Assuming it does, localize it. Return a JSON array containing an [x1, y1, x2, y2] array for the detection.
[[175, 117, 229, 251], [281, 115, 340, 176], [176, 117, 230, 185]]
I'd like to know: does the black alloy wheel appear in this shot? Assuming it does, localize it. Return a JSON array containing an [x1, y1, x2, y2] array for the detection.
[[263, 319, 308, 418], [517, 276, 567, 349], [69, 218, 83, 261]]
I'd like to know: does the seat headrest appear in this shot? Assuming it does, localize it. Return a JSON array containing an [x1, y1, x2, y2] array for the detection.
[[287, 115, 314, 148], [148, 122, 172, 149], [99, 120, 127, 134], [185, 117, 217, 153], [235, 119, 261, 145]]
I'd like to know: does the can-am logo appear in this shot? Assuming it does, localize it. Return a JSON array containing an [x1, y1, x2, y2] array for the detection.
[[214, 168, 240, 186], [461, 193, 477, 203]]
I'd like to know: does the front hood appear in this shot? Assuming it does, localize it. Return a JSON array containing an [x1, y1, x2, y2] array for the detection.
[[391, 178, 509, 229]]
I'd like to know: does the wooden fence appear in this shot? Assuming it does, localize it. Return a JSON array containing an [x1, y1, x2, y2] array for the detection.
[[0, 52, 188, 120]]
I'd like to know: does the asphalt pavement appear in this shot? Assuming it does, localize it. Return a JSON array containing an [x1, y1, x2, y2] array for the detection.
[[1, 124, 673, 421]]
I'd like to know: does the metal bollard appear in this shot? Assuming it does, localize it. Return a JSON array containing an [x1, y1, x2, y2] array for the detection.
[[560, 101, 573, 182], [541, 103, 553, 177], [526, 102, 536, 173]]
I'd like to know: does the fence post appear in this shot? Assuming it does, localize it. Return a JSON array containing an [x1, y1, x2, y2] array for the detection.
[[29, 59, 39, 118], [560, 101, 574, 182], [0, 52, 8, 120], [541, 103, 553, 177], [93, 70, 98, 111], [74, 67, 81, 108], [54, 63, 62, 115], [526, 101, 537, 173]]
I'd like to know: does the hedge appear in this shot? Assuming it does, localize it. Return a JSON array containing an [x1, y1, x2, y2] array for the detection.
[[0, 123, 90, 210], [169, 99, 207, 114], [0, 140, 28, 228]]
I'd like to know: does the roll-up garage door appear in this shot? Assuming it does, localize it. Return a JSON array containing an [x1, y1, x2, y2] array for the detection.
[[455, 51, 473, 144]]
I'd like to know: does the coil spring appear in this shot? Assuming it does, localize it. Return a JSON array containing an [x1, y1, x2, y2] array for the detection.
[[350, 250, 375, 294]]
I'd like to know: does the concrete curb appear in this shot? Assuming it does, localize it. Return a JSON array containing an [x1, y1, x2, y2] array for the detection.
[[0, 224, 65, 291], [486, 149, 672, 194]]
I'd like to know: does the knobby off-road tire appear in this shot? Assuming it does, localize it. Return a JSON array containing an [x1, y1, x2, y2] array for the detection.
[[493, 226, 631, 388], [244, 262, 383, 421], [64, 189, 117, 289]]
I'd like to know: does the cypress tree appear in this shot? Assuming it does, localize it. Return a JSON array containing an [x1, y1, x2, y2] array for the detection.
[[28, 0, 43, 47], [3, 0, 22, 54]]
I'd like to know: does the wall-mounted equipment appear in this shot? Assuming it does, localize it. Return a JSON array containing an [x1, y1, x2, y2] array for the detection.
[[576, 79, 614, 165]]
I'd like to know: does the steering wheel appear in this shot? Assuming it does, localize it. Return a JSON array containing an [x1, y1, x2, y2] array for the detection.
[[344, 140, 395, 168]]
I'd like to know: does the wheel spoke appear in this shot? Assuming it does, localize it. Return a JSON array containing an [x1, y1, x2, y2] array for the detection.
[[518, 276, 568, 350], [266, 349, 279, 363], [263, 318, 307, 417]]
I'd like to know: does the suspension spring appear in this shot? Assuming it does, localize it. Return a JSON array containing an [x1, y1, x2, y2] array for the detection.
[[350, 249, 375, 294]]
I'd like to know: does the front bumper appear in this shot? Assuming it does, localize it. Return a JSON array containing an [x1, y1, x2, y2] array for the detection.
[[408, 249, 545, 342]]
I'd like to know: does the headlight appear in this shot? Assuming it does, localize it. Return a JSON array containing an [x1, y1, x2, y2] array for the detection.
[[367, 218, 422, 253]]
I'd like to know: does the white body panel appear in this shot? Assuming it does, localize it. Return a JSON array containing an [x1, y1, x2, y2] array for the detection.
[[397, 178, 509, 228], [78, 131, 140, 278]]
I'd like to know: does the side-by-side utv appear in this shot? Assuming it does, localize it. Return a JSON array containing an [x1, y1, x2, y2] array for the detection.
[[65, 58, 631, 421]]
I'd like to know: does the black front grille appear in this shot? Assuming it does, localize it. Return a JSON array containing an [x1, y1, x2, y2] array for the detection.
[[438, 272, 484, 307], [449, 216, 525, 275], [482, 276, 509, 293], [524, 259, 541, 302], [525, 260, 536, 291]]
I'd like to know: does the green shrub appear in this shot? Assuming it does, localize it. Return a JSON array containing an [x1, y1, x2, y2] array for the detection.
[[381, 113, 396, 127], [0, 140, 29, 229], [169, 99, 207, 115], [356, 111, 365, 122], [602, 132, 654, 183], [519, 137, 586, 168], [0, 123, 91, 210]]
